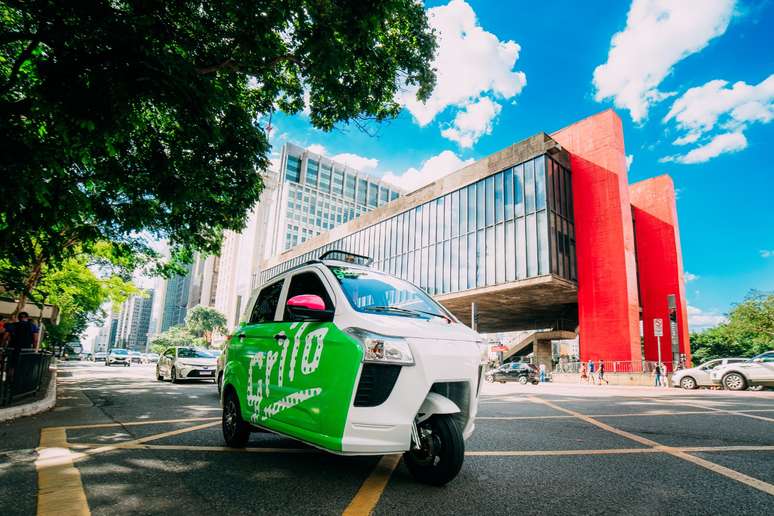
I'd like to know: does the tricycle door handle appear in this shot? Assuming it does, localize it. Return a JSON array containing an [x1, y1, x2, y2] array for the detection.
[[274, 333, 287, 341], [238, 333, 245, 341]]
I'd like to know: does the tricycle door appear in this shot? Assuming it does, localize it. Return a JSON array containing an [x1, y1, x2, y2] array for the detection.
[[269, 270, 363, 452]]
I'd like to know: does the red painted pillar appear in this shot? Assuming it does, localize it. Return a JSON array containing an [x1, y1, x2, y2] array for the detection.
[[630, 176, 691, 370], [552, 110, 642, 362]]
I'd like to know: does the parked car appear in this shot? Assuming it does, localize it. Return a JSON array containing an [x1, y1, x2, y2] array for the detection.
[[220, 250, 484, 486], [94, 352, 107, 362], [156, 347, 218, 383], [485, 362, 539, 385], [710, 351, 774, 391], [106, 348, 131, 367], [142, 353, 160, 364], [671, 357, 748, 389]]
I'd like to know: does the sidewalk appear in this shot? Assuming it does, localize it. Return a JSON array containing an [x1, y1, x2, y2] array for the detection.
[[0, 362, 57, 422]]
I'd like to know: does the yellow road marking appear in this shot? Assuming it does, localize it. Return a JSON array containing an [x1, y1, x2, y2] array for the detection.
[[68, 443, 317, 454], [476, 410, 723, 420], [70, 421, 220, 462], [467, 448, 657, 456], [35, 428, 90, 516], [342, 454, 401, 516], [661, 400, 774, 423], [529, 397, 774, 496], [60, 416, 220, 431]]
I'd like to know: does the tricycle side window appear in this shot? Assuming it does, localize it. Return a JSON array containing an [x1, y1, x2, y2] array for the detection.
[[283, 271, 334, 321], [249, 280, 284, 324]]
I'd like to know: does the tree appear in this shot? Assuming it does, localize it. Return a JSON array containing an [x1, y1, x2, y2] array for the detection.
[[149, 325, 202, 354], [185, 305, 226, 347], [19, 249, 138, 351], [0, 2, 436, 313], [690, 291, 774, 363]]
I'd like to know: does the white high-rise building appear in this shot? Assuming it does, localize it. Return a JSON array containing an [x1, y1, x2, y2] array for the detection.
[[205, 143, 402, 342]]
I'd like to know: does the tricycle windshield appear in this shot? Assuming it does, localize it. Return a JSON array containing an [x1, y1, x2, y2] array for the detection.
[[328, 265, 450, 319]]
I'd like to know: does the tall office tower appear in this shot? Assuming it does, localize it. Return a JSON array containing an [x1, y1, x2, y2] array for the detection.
[[115, 289, 155, 352], [161, 263, 192, 331]]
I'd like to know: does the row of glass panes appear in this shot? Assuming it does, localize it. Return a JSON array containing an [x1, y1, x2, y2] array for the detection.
[[287, 153, 399, 207], [261, 154, 569, 290]]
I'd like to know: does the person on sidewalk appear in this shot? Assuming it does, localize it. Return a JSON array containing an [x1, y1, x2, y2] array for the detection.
[[1, 312, 40, 386], [539, 363, 546, 383], [579, 362, 588, 383], [597, 360, 609, 385], [588, 359, 596, 385], [654, 363, 662, 387]]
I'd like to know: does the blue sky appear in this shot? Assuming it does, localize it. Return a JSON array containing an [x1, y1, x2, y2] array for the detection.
[[269, 0, 774, 330]]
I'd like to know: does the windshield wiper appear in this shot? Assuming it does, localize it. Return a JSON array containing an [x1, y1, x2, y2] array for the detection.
[[365, 305, 451, 323]]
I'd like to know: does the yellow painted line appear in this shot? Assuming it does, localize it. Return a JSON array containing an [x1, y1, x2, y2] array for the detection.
[[476, 410, 721, 420], [70, 421, 220, 463], [68, 443, 317, 454], [342, 454, 401, 516], [529, 397, 774, 496], [663, 401, 774, 423], [61, 416, 220, 431], [682, 445, 774, 453], [467, 448, 657, 457], [35, 427, 90, 516]]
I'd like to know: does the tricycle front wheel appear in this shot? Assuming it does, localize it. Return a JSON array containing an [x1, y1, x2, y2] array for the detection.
[[403, 414, 464, 486]]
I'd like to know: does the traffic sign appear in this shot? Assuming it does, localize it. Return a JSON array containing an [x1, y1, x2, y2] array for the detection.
[[653, 318, 663, 337]]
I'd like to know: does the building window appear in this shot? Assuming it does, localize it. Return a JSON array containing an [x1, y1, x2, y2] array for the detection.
[[379, 186, 389, 205], [319, 163, 331, 193], [306, 159, 319, 186], [332, 168, 344, 196], [345, 174, 356, 201], [367, 182, 378, 207], [357, 178, 368, 205], [286, 155, 301, 183], [390, 190, 399, 201]]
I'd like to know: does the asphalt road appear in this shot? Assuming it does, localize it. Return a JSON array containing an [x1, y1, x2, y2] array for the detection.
[[1, 361, 773, 515]]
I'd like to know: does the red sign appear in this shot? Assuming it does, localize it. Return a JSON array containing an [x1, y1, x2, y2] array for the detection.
[[491, 345, 509, 352]]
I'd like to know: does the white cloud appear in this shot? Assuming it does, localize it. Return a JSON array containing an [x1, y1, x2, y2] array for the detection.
[[687, 305, 727, 330], [306, 144, 327, 156], [304, 144, 379, 172], [661, 75, 774, 162], [593, 0, 735, 122], [660, 131, 746, 164], [664, 75, 774, 135], [761, 250, 774, 258], [398, 0, 526, 146], [382, 150, 474, 192], [684, 272, 699, 282], [440, 97, 502, 148], [625, 154, 634, 170]]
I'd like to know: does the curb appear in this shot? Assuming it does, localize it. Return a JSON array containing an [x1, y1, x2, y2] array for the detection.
[[0, 366, 57, 423]]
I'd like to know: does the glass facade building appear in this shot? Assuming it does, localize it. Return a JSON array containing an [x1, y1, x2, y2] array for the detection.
[[260, 153, 576, 294], [277, 143, 401, 252]]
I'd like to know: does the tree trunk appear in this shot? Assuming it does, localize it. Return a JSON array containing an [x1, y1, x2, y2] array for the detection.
[[13, 254, 45, 317]]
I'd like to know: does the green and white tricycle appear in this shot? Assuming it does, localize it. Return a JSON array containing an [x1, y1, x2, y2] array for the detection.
[[220, 251, 485, 485]]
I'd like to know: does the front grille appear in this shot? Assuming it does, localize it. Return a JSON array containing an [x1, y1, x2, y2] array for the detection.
[[186, 369, 214, 378], [353, 364, 401, 407]]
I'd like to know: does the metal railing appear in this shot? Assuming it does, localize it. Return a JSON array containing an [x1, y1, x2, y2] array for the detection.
[[553, 360, 676, 374], [0, 348, 53, 407]]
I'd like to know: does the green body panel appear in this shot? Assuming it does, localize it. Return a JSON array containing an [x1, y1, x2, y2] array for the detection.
[[225, 321, 363, 451]]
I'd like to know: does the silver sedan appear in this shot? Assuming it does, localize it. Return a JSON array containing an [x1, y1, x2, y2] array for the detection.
[[671, 358, 748, 389]]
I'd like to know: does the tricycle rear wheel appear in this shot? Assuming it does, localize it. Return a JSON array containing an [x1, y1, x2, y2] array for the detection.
[[403, 414, 464, 486]]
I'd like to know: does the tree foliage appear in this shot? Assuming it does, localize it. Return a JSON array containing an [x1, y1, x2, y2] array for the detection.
[[149, 325, 202, 354], [690, 291, 774, 363], [185, 305, 226, 347], [0, 1, 437, 310]]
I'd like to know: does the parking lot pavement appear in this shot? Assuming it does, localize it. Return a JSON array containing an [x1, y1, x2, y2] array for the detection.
[[1, 362, 772, 516]]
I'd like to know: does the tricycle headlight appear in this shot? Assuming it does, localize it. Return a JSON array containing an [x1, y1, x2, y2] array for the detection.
[[345, 328, 414, 366]]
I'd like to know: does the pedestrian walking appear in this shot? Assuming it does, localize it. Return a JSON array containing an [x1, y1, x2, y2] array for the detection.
[[597, 360, 609, 385], [579, 363, 588, 383], [539, 363, 546, 383], [654, 362, 662, 387], [588, 359, 596, 384]]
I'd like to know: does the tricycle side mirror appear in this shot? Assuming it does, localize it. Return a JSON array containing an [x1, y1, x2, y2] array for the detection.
[[286, 294, 334, 322]]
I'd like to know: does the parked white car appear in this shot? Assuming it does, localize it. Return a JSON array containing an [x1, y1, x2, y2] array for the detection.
[[710, 351, 774, 391], [671, 358, 748, 389], [156, 347, 218, 383]]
